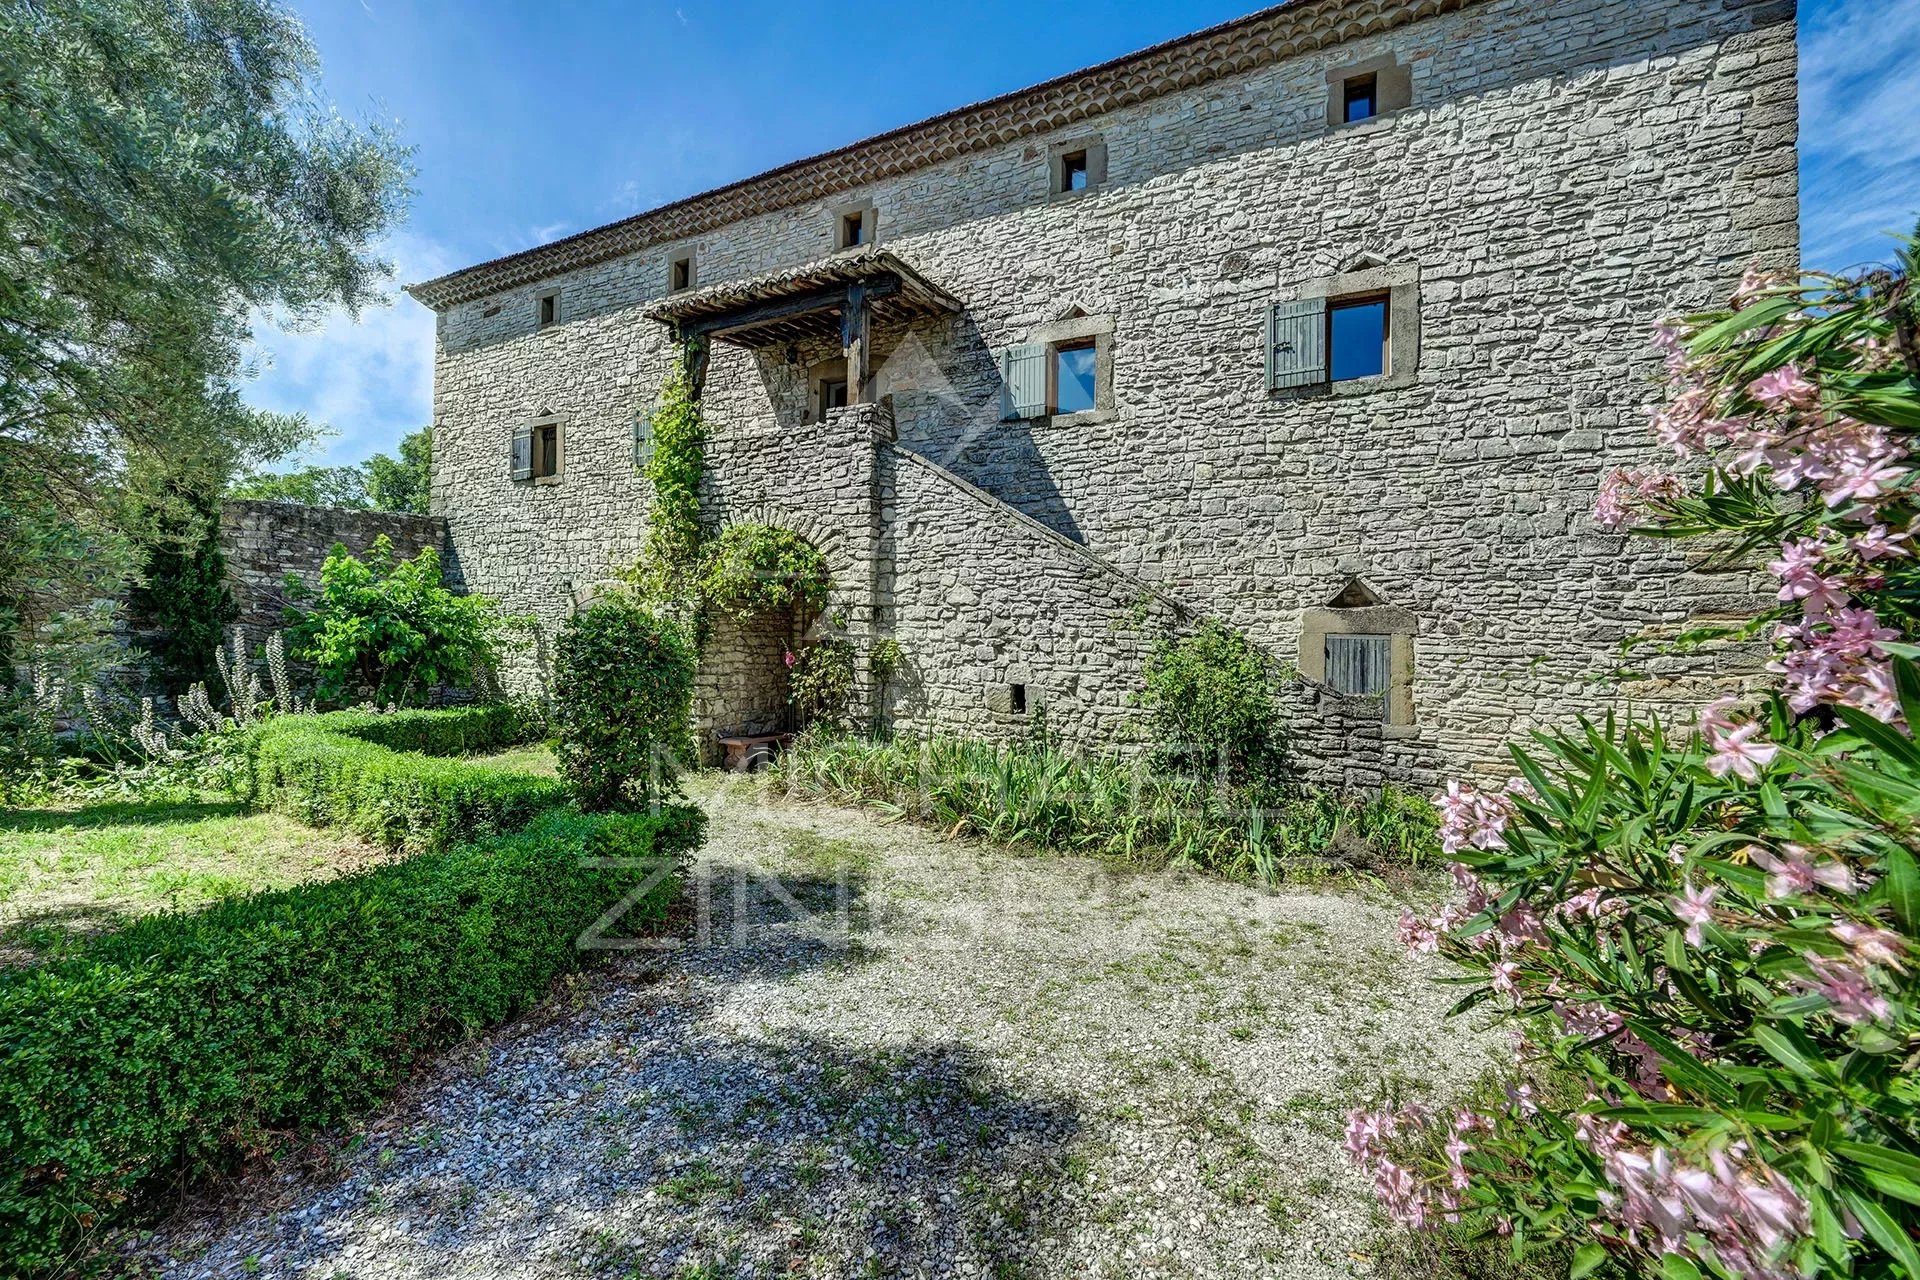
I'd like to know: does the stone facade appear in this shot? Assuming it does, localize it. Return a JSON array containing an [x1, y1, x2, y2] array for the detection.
[[415, 0, 1799, 784], [219, 500, 447, 638]]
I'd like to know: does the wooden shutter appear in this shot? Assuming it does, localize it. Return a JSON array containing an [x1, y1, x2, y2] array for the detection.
[[1000, 343, 1049, 419], [1268, 298, 1327, 390], [1326, 634, 1391, 701], [633, 412, 653, 470], [510, 424, 534, 481]]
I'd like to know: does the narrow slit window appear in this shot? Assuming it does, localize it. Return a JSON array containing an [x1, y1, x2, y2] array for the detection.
[[1059, 150, 1089, 192], [1051, 340, 1097, 414], [840, 211, 867, 249], [537, 290, 559, 328], [669, 254, 693, 293], [1328, 296, 1389, 382], [1343, 73, 1378, 124], [1010, 683, 1027, 713]]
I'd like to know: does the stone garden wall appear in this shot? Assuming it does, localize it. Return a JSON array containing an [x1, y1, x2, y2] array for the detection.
[[219, 500, 446, 638]]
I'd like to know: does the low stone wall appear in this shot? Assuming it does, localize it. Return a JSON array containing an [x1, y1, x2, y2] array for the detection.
[[219, 501, 447, 637]]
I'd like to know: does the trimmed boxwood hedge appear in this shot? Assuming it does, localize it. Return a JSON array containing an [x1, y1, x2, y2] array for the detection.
[[242, 705, 566, 853], [0, 804, 704, 1273]]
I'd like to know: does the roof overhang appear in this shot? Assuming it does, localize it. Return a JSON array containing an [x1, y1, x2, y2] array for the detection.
[[405, 0, 1484, 312], [643, 247, 961, 347]]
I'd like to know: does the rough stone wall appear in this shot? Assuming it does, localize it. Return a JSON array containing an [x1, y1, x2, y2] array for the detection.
[[218, 501, 446, 638], [426, 0, 1798, 783]]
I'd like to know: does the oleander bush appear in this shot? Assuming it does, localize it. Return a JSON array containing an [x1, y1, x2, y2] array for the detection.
[[242, 706, 566, 853], [0, 804, 703, 1274], [1349, 239, 1920, 1279], [553, 596, 698, 810], [772, 731, 1436, 878]]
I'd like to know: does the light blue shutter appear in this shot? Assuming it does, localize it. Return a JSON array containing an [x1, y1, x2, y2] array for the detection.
[[1268, 298, 1327, 390], [1000, 343, 1049, 419], [633, 412, 653, 470], [511, 424, 534, 481], [1326, 634, 1390, 700]]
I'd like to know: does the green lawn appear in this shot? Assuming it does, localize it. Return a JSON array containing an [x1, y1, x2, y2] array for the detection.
[[466, 743, 561, 777], [0, 797, 398, 966]]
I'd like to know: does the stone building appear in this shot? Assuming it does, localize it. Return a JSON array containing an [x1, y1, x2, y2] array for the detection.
[[408, 0, 1799, 787]]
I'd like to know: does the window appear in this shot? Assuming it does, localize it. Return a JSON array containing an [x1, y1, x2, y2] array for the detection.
[[833, 203, 875, 250], [668, 252, 694, 293], [819, 378, 849, 417], [536, 289, 560, 329], [1328, 295, 1389, 382], [512, 417, 563, 483], [841, 212, 866, 248], [1048, 137, 1106, 196], [1009, 683, 1028, 713], [1058, 150, 1089, 193], [1325, 634, 1391, 697], [1051, 341, 1097, 414], [1342, 73, 1378, 124]]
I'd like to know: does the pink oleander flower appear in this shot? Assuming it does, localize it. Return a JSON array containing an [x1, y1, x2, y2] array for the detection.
[[1397, 909, 1440, 955], [1595, 466, 1688, 530], [1670, 882, 1719, 947], [1373, 1159, 1427, 1229], [1489, 960, 1523, 1002], [1750, 844, 1857, 898], [1732, 264, 1788, 309], [1795, 953, 1891, 1025], [783, 649, 796, 668], [1343, 1106, 1395, 1164], [1847, 523, 1912, 561], [1703, 722, 1780, 782], [1822, 455, 1907, 509], [1747, 362, 1819, 411], [1697, 696, 1740, 737], [1831, 921, 1908, 972], [1434, 782, 1515, 855], [1765, 537, 1851, 615]]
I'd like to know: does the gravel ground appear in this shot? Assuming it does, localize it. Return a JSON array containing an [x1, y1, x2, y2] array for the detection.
[[125, 778, 1491, 1280]]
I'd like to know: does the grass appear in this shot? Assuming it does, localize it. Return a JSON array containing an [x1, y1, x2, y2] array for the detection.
[[464, 742, 562, 777], [0, 794, 399, 965], [769, 732, 1439, 882]]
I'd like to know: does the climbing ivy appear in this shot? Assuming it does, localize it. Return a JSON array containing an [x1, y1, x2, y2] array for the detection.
[[629, 348, 707, 601], [699, 524, 830, 622]]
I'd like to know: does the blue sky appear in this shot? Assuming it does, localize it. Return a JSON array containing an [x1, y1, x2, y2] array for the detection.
[[250, 0, 1920, 470]]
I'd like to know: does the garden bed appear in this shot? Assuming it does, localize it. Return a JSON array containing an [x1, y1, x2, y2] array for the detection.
[[0, 797, 397, 967]]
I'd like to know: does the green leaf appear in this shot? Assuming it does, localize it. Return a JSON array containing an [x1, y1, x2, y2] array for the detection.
[[1834, 1140, 1920, 1184], [1752, 1024, 1830, 1081], [1570, 1241, 1607, 1279], [1884, 842, 1920, 933], [1658, 1252, 1703, 1280], [1840, 1186, 1920, 1277]]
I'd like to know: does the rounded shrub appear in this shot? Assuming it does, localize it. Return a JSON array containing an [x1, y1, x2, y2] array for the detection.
[[1141, 618, 1285, 783], [553, 596, 697, 810]]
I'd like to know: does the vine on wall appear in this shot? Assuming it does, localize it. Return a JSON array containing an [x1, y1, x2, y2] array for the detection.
[[630, 348, 708, 602]]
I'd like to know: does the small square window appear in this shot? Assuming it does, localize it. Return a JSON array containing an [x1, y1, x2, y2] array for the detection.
[[1329, 296, 1389, 382], [533, 422, 560, 479], [818, 378, 849, 418], [1058, 150, 1089, 193], [669, 254, 693, 293], [839, 210, 868, 249], [1343, 73, 1377, 124], [537, 290, 559, 328], [1051, 341, 1097, 414]]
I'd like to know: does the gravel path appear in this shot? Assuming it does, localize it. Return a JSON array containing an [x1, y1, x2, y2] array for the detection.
[[128, 779, 1490, 1280]]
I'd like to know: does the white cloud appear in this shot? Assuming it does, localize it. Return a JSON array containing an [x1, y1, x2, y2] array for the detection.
[[1800, 0, 1920, 267], [241, 230, 454, 468]]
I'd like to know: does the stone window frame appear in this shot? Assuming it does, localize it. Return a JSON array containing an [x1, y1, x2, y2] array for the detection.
[[807, 356, 850, 423], [1325, 52, 1413, 130], [667, 246, 697, 294], [1023, 311, 1116, 424], [1047, 135, 1108, 200], [832, 198, 877, 251], [527, 412, 565, 486], [535, 286, 562, 330], [1275, 261, 1420, 398], [1298, 600, 1416, 731]]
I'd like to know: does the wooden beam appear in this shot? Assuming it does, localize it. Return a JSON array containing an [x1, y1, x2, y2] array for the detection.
[[681, 275, 900, 344], [843, 281, 872, 405]]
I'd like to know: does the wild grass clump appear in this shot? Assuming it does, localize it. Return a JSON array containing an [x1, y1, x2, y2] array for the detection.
[[771, 732, 1436, 880]]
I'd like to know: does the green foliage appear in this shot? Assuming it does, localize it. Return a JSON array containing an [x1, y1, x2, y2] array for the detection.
[[552, 597, 699, 811], [126, 484, 237, 693], [283, 535, 514, 707], [1141, 619, 1286, 782], [242, 707, 563, 854], [232, 427, 432, 516], [630, 357, 709, 600], [699, 524, 831, 621], [1362, 235, 1920, 1279], [0, 0, 410, 692], [870, 636, 904, 683], [791, 637, 856, 733], [0, 804, 702, 1273], [774, 733, 1435, 878]]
